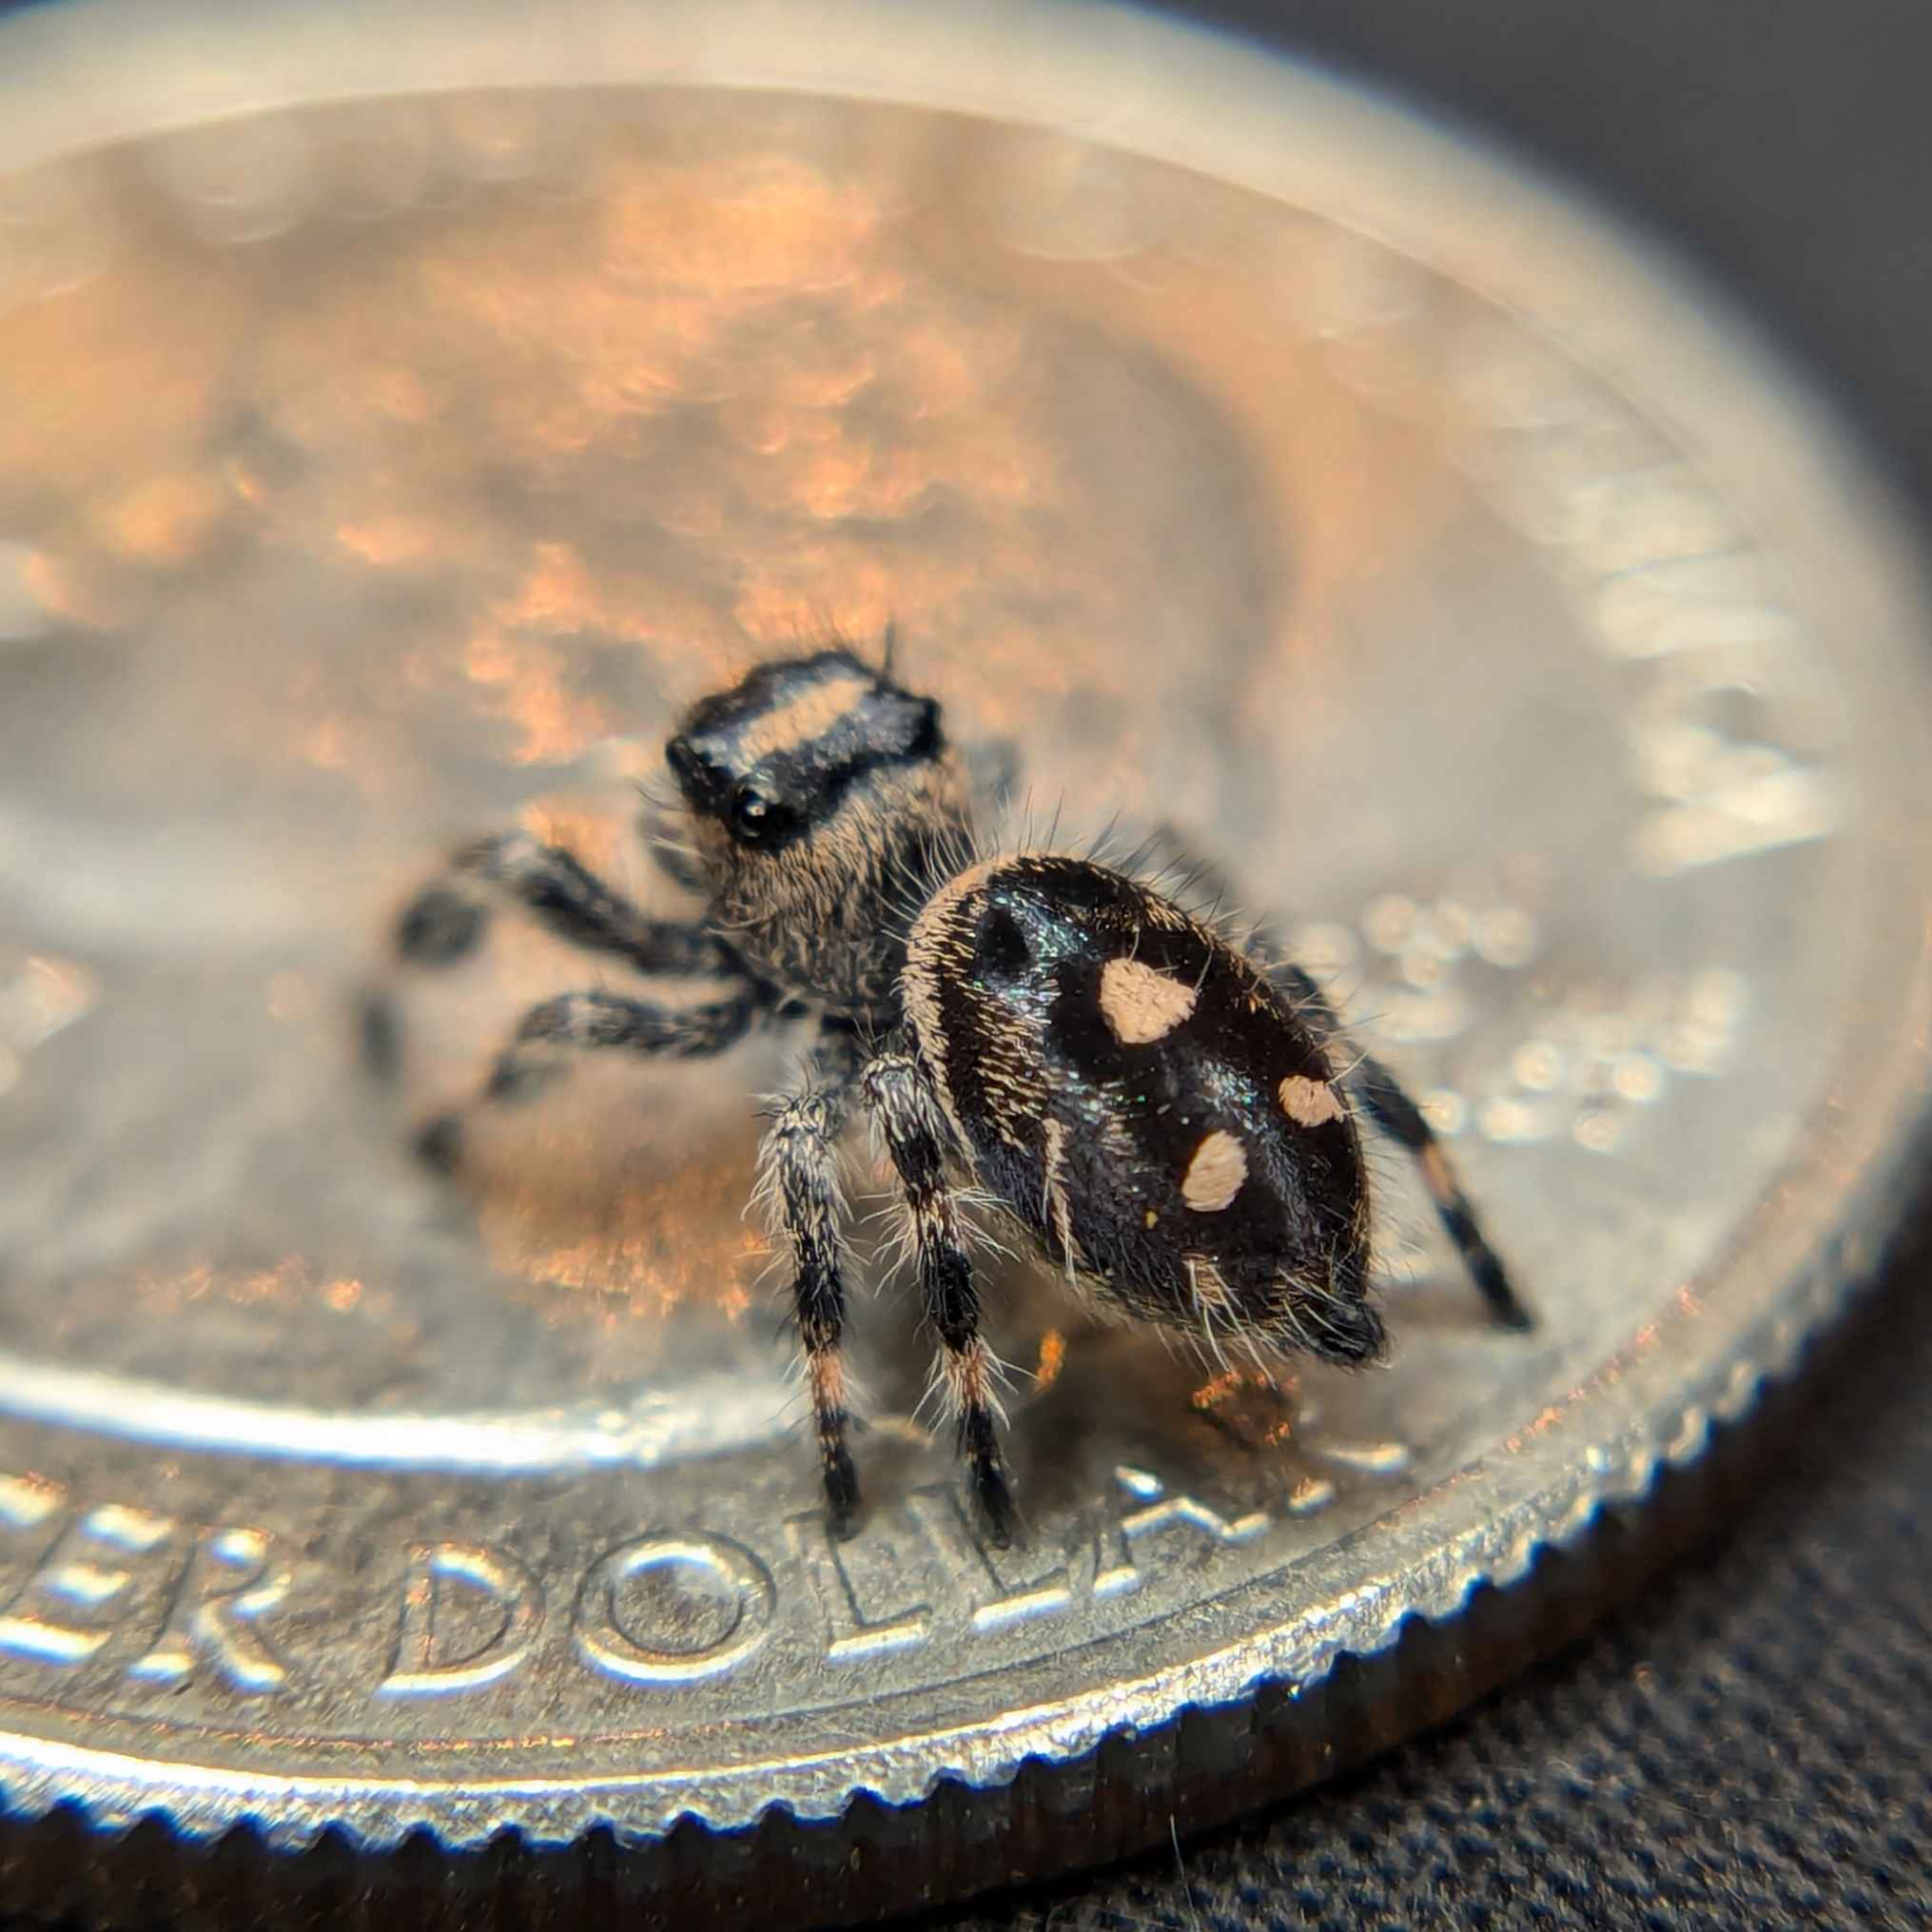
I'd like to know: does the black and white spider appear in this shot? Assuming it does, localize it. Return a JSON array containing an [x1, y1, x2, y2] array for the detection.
[[378, 645, 1530, 1542]]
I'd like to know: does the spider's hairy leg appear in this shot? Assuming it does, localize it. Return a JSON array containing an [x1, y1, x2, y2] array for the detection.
[[358, 984, 405, 1082], [759, 1031, 867, 1537], [412, 986, 765, 1175], [393, 829, 746, 980], [1269, 960, 1532, 1332], [861, 1049, 1015, 1547]]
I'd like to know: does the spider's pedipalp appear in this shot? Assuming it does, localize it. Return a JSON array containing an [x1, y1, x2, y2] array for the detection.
[[453, 830, 748, 980]]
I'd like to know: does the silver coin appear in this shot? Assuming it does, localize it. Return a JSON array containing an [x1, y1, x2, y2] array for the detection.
[[0, 0, 1927, 1921]]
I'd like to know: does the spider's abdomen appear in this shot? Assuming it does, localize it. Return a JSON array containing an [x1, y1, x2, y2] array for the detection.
[[902, 854, 1384, 1364]]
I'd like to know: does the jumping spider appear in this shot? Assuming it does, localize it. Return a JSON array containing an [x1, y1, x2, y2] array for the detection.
[[380, 646, 1530, 1542]]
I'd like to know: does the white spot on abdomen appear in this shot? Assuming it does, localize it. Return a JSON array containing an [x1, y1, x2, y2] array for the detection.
[[1278, 1074, 1345, 1127], [1099, 956, 1197, 1044], [1181, 1128, 1247, 1212]]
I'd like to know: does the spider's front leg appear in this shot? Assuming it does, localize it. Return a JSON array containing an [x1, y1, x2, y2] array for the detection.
[[414, 985, 771, 1174], [368, 824, 771, 1093], [391, 829, 747, 981], [757, 1029, 867, 1535], [860, 1047, 1014, 1546]]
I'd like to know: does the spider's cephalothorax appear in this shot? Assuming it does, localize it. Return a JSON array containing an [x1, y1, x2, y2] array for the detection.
[[381, 645, 1530, 1543], [665, 651, 970, 1022]]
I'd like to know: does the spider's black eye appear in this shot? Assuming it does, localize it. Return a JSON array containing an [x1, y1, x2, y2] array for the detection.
[[730, 785, 797, 846]]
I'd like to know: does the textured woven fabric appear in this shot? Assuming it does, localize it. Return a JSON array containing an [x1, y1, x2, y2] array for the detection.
[[944, 1236, 1932, 1930]]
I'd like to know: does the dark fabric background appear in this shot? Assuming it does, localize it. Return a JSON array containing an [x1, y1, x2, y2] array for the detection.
[[934, 3, 1932, 1927]]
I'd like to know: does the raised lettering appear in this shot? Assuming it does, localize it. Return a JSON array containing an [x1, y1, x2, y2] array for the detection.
[[0, 1473, 63, 1537], [905, 1489, 1073, 1633], [786, 1512, 930, 1664], [1081, 1465, 1269, 1603], [379, 1541, 544, 1698], [574, 1532, 773, 1686], [0, 1503, 173, 1666], [1121, 1481, 1269, 1549], [127, 1527, 289, 1694]]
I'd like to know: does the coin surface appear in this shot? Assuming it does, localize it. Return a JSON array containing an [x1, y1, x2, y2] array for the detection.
[[0, 0, 1928, 1922]]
